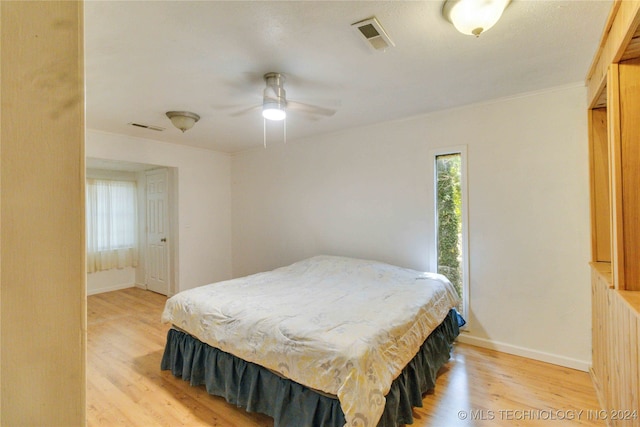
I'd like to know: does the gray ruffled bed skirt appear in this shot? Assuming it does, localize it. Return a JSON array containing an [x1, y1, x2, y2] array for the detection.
[[161, 309, 461, 427]]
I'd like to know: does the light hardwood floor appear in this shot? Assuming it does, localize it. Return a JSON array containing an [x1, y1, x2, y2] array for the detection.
[[88, 288, 605, 427]]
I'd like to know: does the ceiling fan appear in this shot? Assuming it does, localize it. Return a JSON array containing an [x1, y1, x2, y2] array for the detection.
[[230, 72, 337, 146], [224, 72, 336, 147], [257, 72, 337, 121]]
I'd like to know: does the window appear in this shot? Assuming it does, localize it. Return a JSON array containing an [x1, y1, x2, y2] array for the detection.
[[86, 179, 138, 273], [434, 148, 468, 318]]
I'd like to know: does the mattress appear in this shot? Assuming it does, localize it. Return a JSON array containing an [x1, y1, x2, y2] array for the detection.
[[161, 255, 460, 427]]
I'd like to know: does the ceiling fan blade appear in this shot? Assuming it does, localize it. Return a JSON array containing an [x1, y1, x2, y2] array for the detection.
[[229, 105, 261, 117], [287, 100, 336, 117]]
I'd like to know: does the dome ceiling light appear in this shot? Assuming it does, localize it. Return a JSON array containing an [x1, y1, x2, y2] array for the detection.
[[166, 111, 200, 133], [442, 0, 510, 37]]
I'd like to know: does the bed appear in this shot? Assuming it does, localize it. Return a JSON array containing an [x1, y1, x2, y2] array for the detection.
[[161, 255, 463, 427]]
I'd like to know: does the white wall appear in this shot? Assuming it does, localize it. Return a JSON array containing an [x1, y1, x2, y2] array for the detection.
[[231, 84, 592, 370], [86, 130, 233, 293], [87, 268, 137, 295]]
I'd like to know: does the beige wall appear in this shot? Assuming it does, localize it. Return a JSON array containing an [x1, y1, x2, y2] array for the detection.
[[1, 2, 86, 426]]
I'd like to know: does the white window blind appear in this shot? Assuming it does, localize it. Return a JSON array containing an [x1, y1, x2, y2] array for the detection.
[[86, 179, 138, 273]]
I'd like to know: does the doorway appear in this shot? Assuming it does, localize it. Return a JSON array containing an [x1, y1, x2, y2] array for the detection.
[[85, 158, 177, 296]]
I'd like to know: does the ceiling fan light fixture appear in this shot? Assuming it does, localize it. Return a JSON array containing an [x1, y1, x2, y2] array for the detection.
[[165, 110, 200, 132], [443, 0, 510, 37], [262, 73, 288, 121], [262, 102, 287, 121]]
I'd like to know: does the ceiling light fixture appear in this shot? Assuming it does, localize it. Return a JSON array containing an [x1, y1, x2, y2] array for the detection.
[[165, 111, 200, 132], [262, 73, 287, 121], [442, 0, 510, 37], [262, 100, 286, 121]]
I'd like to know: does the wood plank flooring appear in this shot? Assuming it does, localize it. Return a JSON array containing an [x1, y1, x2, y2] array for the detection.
[[88, 288, 606, 427]]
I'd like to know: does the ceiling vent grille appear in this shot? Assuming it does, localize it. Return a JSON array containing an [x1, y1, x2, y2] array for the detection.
[[128, 122, 165, 132], [352, 17, 395, 51]]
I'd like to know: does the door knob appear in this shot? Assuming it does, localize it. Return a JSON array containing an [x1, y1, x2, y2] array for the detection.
[[161, 238, 167, 242]]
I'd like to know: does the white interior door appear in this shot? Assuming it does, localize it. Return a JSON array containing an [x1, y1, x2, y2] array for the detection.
[[146, 168, 169, 295]]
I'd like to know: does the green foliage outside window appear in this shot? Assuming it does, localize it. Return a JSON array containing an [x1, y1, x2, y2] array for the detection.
[[436, 154, 463, 302]]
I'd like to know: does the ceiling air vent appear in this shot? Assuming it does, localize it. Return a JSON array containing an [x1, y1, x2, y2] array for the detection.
[[128, 122, 165, 132], [352, 17, 395, 51]]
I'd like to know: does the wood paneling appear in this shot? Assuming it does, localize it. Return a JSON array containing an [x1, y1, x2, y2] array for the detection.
[[589, 108, 611, 263], [0, 1, 86, 425], [588, 3, 640, 424], [0, 2, 3, 416], [591, 265, 613, 416], [621, 25, 640, 62], [592, 268, 640, 427], [607, 64, 625, 290], [587, 0, 640, 108], [606, 59, 640, 291], [618, 58, 640, 291]]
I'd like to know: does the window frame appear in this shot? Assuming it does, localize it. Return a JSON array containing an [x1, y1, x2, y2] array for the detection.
[[431, 145, 469, 320]]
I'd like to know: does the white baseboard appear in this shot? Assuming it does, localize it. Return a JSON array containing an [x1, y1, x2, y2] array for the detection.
[[456, 332, 591, 372], [87, 283, 135, 296], [134, 282, 147, 290]]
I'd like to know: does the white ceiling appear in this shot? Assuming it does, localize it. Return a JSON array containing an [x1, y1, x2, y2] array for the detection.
[[85, 1, 612, 154]]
